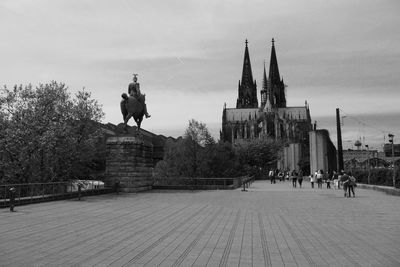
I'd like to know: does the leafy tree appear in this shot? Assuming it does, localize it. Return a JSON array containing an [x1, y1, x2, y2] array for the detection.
[[184, 119, 215, 147], [154, 120, 283, 179], [155, 119, 216, 178], [197, 141, 242, 178], [0, 82, 104, 184], [155, 138, 193, 178], [235, 139, 282, 177], [184, 119, 215, 177]]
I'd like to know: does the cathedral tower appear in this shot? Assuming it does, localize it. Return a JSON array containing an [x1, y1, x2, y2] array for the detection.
[[268, 38, 286, 108], [236, 40, 258, 108]]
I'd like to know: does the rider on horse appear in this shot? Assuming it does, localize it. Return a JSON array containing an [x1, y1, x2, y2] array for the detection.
[[128, 74, 151, 118]]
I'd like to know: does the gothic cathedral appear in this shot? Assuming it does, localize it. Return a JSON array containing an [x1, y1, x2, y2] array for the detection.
[[221, 39, 313, 169]]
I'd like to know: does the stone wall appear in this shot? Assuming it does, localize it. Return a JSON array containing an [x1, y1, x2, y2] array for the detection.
[[105, 136, 154, 192], [309, 130, 337, 173], [281, 143, 302, 171]]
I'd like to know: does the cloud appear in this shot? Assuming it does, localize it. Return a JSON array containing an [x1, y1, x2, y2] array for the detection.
[[1, 0, 399, 144]]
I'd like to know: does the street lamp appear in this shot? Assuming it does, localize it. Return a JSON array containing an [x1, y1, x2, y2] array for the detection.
[[388, 134, 395, 187], [366, 144, 370, 184]]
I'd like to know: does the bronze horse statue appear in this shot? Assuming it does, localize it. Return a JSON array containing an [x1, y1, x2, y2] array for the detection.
[[120, 93, 144, 131]]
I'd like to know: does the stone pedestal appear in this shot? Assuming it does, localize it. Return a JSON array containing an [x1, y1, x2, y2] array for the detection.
[[105, 135, 154, 192]]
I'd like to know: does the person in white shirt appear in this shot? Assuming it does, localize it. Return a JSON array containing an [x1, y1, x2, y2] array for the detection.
[[310, 171, 316, 188]]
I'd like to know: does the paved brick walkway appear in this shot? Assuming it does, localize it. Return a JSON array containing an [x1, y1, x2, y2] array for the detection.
[[0, 181, 399, 267]]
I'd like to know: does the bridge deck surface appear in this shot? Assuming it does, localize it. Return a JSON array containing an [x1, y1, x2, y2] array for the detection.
[[0, 181, 399, 267]]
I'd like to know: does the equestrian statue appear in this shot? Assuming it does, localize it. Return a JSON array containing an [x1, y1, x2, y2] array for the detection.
[[120, 74, 151, 131]]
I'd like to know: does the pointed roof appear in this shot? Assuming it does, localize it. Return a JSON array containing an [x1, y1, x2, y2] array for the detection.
[[268, 38, 281, 84], [262, 61, 268, 91], [264, 96, 272, 112], [241, 39, 254, 86]]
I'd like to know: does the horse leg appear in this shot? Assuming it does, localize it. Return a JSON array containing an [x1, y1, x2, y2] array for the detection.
[[124, 113, 133, 125], [134, 115, 143, 132], [135, 118, 141, 132], [124, 113, 133, 132]]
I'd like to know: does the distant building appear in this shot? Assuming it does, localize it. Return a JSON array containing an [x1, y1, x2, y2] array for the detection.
[[343, 145, 400, 171], [221, 39, 313, 171], [343, 149, 379, 162], [383, 143, 400, 157]]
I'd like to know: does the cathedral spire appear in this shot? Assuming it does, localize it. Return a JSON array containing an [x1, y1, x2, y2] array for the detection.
[[241, 39, 254, 85], [236, 39, 258, 108], [269, 38, 281, 84], [260, 61, 268, 108], [267, 38, 286, 108], [263, 61, 268, 89], [264, 62, 273, 112]]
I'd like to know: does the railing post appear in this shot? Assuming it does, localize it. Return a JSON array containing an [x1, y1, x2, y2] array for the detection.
[[242, 179, 247, 192], [9, 187, 16, 212], [18, 185, 21, 204], [115, 181, 120, 194], [78, 183, 82, 200]]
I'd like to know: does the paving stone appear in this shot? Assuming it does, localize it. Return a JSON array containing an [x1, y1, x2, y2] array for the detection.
[[0, 181, 399, 266]]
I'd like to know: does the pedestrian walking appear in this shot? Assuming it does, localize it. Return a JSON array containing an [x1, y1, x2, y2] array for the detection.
[[291, 170, 297, 188], [332, 171, 339, 189], [283, 171, 288, 182], [337, 170, 343, 189], [316, 170, 324, 189], [269, 170, 275, 184], [347, 172, 356, 197], [298, 170, 304, 188], [341, 171, 349, 197], [326, 172, 331, 189], [310, 172, 316, 188], [277, 171, 284, 183]]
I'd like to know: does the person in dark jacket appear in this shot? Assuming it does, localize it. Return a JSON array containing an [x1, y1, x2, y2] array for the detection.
[[347, 172, 356, 197], [297, 170, 304, 188], [291, 170, 297, 188], [341, 171, 349, 197]]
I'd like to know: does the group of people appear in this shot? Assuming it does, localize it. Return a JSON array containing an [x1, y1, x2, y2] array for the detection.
[[338, 171, 357, 197], [268, 169, 357, 197], [310, 169, 358, 197], [268, 169, 304, 188], [309, 170, 325, 189]]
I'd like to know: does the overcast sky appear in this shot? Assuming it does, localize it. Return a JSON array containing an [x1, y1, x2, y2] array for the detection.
[[1, 0, 399, 150]]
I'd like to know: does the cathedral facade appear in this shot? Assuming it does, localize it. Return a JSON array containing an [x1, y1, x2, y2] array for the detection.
[[221, 39, 313, 170]]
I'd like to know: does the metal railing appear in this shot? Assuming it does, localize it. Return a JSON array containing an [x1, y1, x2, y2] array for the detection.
[[0, 181, 112, 208], [240, 176, 255, 191], [153, 176, 253, 190]]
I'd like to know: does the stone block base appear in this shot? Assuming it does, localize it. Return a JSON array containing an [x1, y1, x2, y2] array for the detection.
[[105, 135, 154, 192]]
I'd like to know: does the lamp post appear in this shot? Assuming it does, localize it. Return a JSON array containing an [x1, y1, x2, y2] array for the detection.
[[388, 134, 395, 188], [366, 144, 370, 184]]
